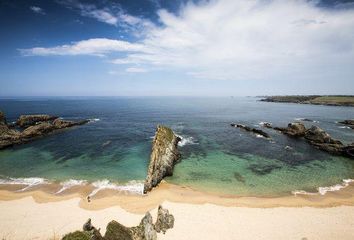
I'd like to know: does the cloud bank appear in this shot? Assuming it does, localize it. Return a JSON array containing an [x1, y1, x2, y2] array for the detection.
[[22, 0, 354, 81]]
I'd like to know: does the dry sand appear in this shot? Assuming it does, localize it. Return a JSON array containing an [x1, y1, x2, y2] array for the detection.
[[1, 196, 354, 240], [1, 182, 354, 240]]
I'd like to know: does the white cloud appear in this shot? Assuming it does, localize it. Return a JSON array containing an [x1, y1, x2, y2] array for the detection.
[[58, 0, 154, 30], [24, 0, 354, 80], [19, 38, 148, 56], [126, 67, 148, 73], [30, 6, 46, 15]]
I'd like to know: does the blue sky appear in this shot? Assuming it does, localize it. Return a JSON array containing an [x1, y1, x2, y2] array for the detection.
[[0, 0, 354, 96]]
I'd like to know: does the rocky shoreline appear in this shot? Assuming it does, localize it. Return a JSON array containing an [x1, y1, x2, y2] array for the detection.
[[260, 95, 354, 107], [0, 111, 89, 149], [62, 205, 174, 240]]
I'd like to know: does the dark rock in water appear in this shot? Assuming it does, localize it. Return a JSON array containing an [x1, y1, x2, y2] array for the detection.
[[16, 114, 58, 128], [343, 144, 354, 158], [233, 172, 245, 183], [144, 125, 181, 193], [155, 205, 175, 234], [339, 120, 354, 129], [0, 111, 89, 150], [231, 123, 270, 139], [274, 122, 306, 137], [53, 118, 89, 128], [248, 164, 282, 175]]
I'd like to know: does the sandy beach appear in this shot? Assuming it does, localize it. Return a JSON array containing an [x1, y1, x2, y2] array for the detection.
[[1, 182, 354, 240]]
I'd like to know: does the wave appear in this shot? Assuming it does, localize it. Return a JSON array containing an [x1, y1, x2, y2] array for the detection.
[[55, 179, 87, 194], [177, 135, 199, 147], [88, 180, 144, 197], [292, 179, 354, 196], [88, 118, 100, 123], [338, 126, 351, 129], [294, 118, 319, 123], [0, 177, 49, 191]]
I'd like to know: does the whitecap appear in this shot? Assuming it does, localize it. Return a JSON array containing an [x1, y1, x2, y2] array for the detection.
[[0, 177, 49, 191], [88, 118, 100, 123], [88, 180, 144, 197], [338, 126, 351, 129], [55, 179, 87, 194], [292, 179, 354, 196], [177, 135, 198, 147]]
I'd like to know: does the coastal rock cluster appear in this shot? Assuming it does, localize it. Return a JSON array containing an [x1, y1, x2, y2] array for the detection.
[[144, 125, 181, 193], [270, 122, 353, 158], [0, 111, 89, 149], [62, 205, 174, 240]]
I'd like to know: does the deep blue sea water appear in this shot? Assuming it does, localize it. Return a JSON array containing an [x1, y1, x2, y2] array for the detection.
[[0, 97, 353, 196]]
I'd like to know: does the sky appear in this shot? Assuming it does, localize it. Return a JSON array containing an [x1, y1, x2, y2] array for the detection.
[[0, 0, 354, 97]]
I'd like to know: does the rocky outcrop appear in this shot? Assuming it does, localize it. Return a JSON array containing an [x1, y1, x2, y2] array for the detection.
[[273, 122, 306, 137], [270, 122, 353, 159], [144, 125, 181, 193], [0, 111, 89, 149], [62, 205, 174, 240], [231, 123, 270, 139], [16, 114, 58, 128]]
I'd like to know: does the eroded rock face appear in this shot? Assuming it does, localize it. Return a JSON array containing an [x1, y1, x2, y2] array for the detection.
[[144, 125, 181, 193], [155, 205, 174, 234], [0, 111, 88, 150], [274, 122, 306, 137], [64, 206, 173, 240], [304, 126, 342, 144], [16, 114, 58, 128]]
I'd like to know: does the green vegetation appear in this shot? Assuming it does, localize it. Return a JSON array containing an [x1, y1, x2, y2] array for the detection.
[[260, 95, 354, 106]]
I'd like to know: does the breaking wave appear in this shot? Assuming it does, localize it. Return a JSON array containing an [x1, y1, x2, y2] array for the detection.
[[55, 179, 87, 194], [88, 179, 144, 197], [0, 177, 49, 191], [292, 179, 354, 196], [177, 135, 198, 147]]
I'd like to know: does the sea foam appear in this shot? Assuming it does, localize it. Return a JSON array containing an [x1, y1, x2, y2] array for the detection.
[[292, 179, 354, 196], [177, 135, 198, 147], [55, 179, 87, 194], [88, 180, 144, 197], [0, 177, 49, 191]]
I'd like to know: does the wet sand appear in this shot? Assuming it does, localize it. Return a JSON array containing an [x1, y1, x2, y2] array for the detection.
[[1, 181, 354, 239]]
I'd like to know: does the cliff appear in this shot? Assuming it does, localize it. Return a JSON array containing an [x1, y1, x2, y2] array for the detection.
[[144, 125, 181, 193]]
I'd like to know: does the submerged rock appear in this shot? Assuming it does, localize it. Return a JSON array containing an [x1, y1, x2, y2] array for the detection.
[[0, 111, 89, 150], [16, 114, 58, 128], [144, 125, 181, 193], [231, 123, 270, 139]]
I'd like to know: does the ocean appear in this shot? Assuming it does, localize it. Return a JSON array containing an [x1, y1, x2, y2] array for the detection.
[[0, 96, 353, 197]]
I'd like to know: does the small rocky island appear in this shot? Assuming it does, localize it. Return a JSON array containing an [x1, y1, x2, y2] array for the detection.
[[339, 120, 354, 129], [260, 95, 354, 107], [270, 122, 353, 158], [0, 111, 89, 149], [62, 205, 174, 240], [144, 125, 181, 193]]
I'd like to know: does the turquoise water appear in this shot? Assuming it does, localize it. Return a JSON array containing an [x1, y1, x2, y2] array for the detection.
[[0, 97, 353, 196]]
